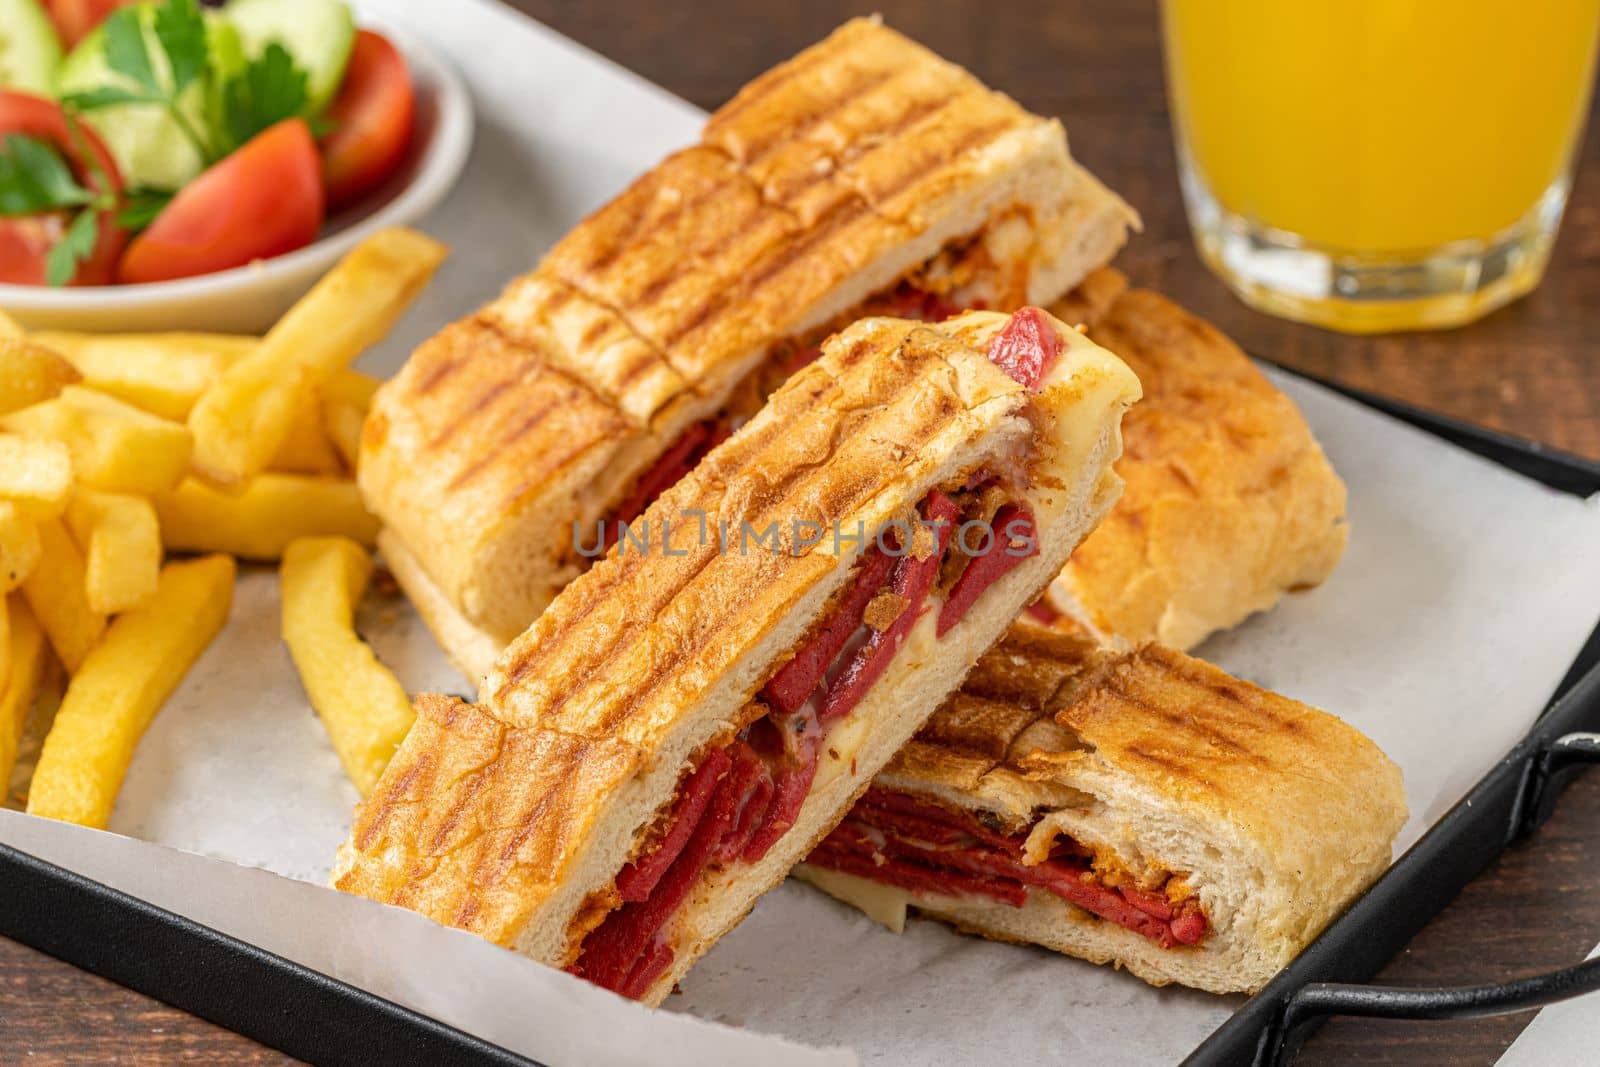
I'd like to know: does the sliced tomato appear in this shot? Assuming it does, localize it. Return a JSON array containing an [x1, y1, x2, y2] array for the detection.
[[45, 0, 137, 49], [118, 118, 325, 285], [0, 91, 125, 286], [319, 29, 415, 211]]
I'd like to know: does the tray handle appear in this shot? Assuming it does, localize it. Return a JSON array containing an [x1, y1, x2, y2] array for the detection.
[[1258, 732, 1600, 1067]]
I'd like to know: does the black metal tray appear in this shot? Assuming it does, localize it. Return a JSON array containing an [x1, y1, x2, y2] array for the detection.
[[2, 370, 1598, 1067]]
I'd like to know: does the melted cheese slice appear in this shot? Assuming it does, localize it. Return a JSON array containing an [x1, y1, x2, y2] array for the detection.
[[797, 864, 910, 933]]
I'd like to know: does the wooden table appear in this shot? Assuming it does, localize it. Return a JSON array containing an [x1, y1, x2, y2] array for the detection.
[[3, 2, 1597, 1063]]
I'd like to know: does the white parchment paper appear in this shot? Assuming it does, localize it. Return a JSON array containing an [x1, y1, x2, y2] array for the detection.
[[4, 1, 1599, 1064], [1497, 943, 1600, 1066]]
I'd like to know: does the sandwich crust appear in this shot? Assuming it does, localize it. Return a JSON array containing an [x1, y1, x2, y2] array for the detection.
[[361, 17, 1136, 642], [1046, 277, 1349, 650]]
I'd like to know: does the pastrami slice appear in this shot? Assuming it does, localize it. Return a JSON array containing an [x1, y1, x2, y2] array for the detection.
[[821, 491, 962, 725], [936, 504, 1040, 636], [815, 790, 1210, 950], [763, 547, 896, 715], [986, 306, 1062, 390], [616, 748, 732, 903]]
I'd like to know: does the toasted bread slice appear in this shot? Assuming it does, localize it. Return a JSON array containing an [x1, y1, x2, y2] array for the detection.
[[1045, 276, 1349, 649], [334, 309, 1140, 1004], [361, 17, 1137, 647], [797, 623, 1405, 994]]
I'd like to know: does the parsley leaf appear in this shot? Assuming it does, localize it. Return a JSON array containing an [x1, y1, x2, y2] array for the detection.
[[102, 8, 160, 95], [45, 208, 103, 287], [0, 136, 96, 217], [64, 1, 217, 163], [215, 43, 309, 155], [153, 0, 208, 95], [117, 188, 175, 233]]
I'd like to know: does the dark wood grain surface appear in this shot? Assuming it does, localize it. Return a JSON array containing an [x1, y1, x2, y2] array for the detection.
[[3, 2, 1597, 1063]]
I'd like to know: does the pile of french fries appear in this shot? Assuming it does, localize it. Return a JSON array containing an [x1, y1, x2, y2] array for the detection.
[[0, 227, 447, 829]]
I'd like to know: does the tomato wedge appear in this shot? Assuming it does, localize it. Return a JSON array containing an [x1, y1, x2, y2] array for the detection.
[[0, 91, 126, 286], [45, 0, 137, 49], [319, 29, 415, 211], [118, 118, 325, 285]]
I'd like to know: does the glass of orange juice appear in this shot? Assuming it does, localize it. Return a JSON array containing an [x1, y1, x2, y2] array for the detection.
[[1162, 1, 1600, 332]]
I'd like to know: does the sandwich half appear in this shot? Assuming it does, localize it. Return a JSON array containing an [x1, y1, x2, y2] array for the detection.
[[796, 622, 1406, 994], [359, 17, 1138, 678], [1042, 272, 1349, 650], [333, 307, 1142, 1004]]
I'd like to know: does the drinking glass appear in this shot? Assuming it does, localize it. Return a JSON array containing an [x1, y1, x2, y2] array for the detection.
[[1162, 1, 1600, 332]]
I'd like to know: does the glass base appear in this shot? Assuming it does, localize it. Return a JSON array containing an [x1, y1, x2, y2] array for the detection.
[[1179, 168, 1568, 334]]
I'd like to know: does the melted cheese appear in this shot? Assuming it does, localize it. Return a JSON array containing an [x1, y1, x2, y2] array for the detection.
[[798, 865, 910, 933]]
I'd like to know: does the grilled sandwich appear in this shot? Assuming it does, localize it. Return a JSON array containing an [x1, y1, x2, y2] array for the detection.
[[333, 307, 1142, 1003], [360, 17, 1138, 679], [1043, 272, 1349, 650], [797, 622, 1405, 994]]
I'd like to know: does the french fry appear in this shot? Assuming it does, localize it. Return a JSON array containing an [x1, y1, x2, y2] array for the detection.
[[155, 474, 379, 560], [188, 228, 448, 488], [0, 596, 48, 792], [32, 331, 254, 421], [271, 394, 345, 475], [2, 386, 193, 495], [0, 592, 8, 697], [320, 369, 381, 471], [20, 518, 106, 673], [281, 537, 414, 794], [0, 596, 49, 792], [0, 338, 82, 415], [0, 309, 21, 339], [0, 434, 72, 520], [66, 490, 162, 615], [0, 502, 41, 592], [27, 554, 235, 829]]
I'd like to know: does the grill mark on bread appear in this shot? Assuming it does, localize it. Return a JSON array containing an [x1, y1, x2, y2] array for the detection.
[[410, 351, 469, 397], [1120, 744, 1191, 775], [542, 387, 978, 735], [866, 118, 1018, 207], [889, 627, 1320, 807], [614, 185, 777, 312], [495, 411, 626, 504], [429, 377, 518, 451], [703, 28, 844, 147], [735, 67, 900, 164], [355, 749, 432, 853], [680, 107, 1013, 342], [567, 359, 969, 732], [582, 172, 742, 275], [418, 321, 551, 451], [491, 330, 1009, 729], [446, 394, 567, 490], [1135, 646, 1308, 737], [1094, 678, 1266, 765], [577, 313, 614, 351], [515, 275, 685, 410], [760, 91, 955, 211], [660, 197, 873, 351], [537, 271, 684, 385]]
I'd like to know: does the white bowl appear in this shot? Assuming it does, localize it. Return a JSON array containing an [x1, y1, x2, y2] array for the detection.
[[0, 18, 473, 334]]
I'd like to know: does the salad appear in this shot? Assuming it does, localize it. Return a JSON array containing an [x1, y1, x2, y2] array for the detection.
[[0, 0, 416, 286]]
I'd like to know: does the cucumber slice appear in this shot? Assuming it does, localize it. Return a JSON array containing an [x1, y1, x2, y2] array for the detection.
[[0, 0, 64, 96], [207, 17, 246, 83], [224, 0, 355, 114], [55, 7, 211, 192]]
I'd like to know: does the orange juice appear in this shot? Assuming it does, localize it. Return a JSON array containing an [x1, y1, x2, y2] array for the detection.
[[1162, 0, 1600, 330]]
